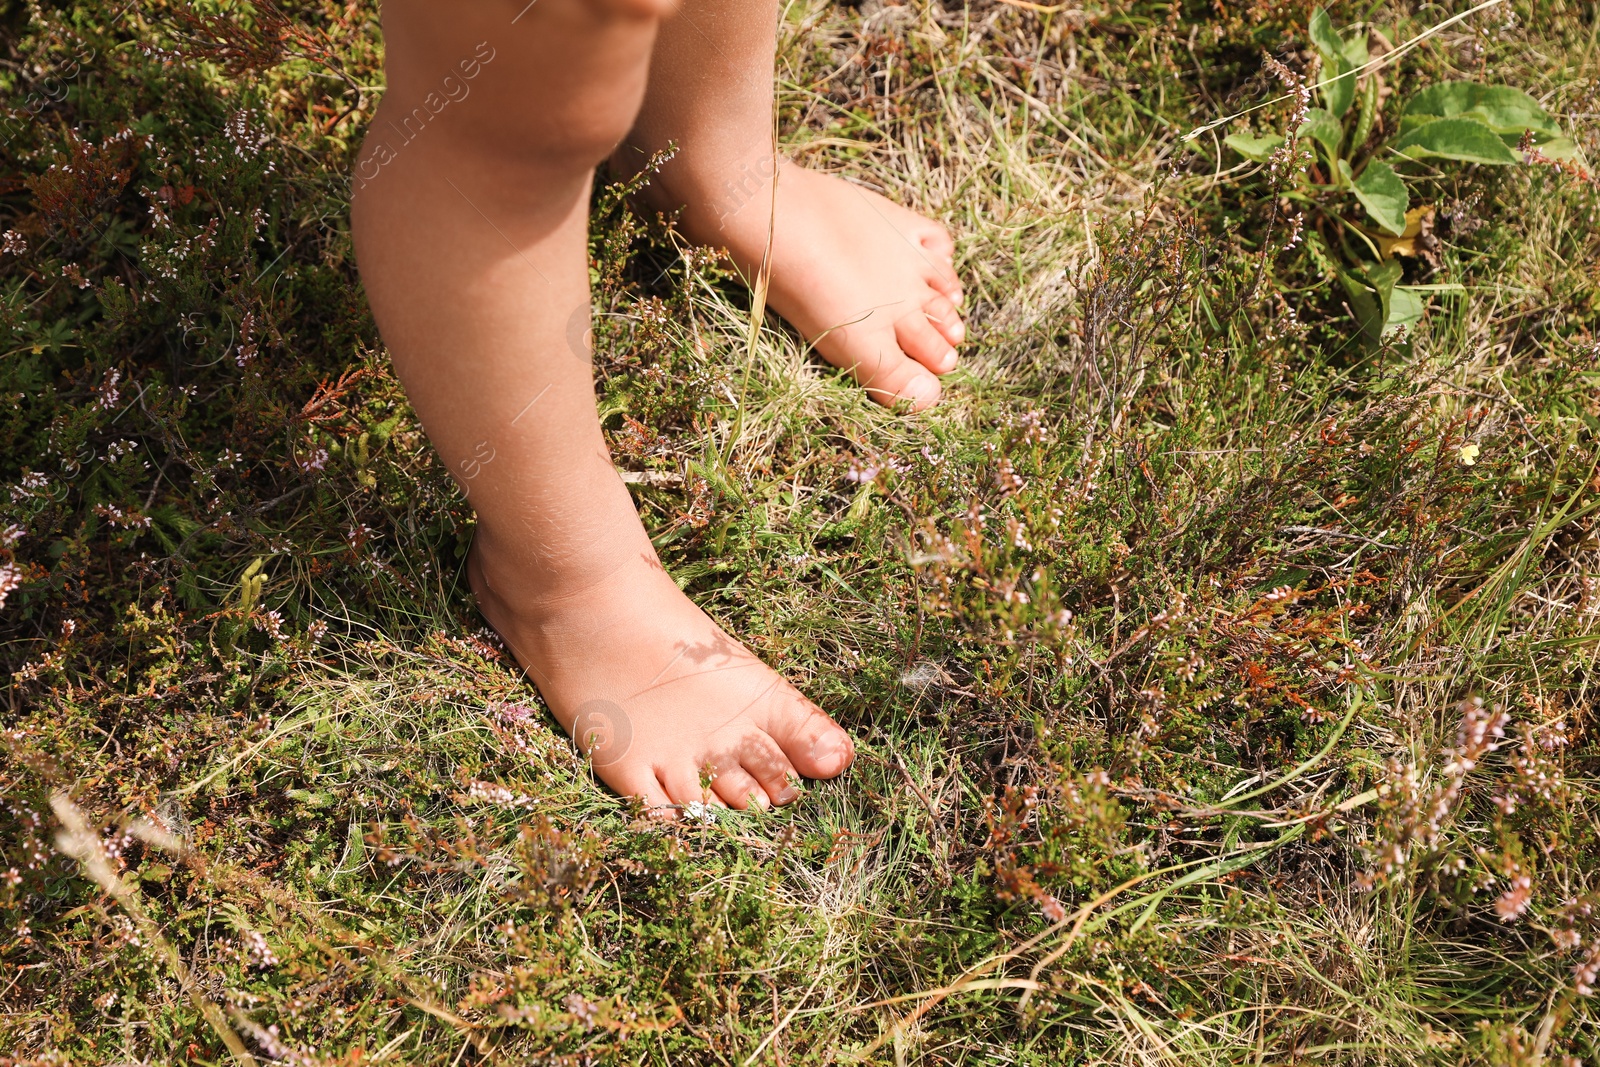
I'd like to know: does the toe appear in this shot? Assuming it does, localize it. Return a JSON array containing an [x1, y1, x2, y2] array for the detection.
[[730, 731, 802, 806], [658, 765, 716, 810], [895, 309, 959, 377], [925, 264, 963, 306], [922, 294, 965, 349], [915, 242, 963, 305], [711, 765, 771, 810], [863, 359, 941, 412], [916, 218, 956, 261], [610, 766, 677, 819], [840, 331, 942, 412], [762, 691, 854, 782], [912, 220, 961, 303]]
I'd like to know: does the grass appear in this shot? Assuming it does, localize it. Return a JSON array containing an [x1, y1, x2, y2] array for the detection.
[[2, 0, 1599, 1063]]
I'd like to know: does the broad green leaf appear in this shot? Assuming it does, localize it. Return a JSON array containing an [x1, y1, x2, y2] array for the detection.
[[1225, 131, 1284, 162], [1308, 9, 1343, 63], [1352, 160, 1408, 236], [1387, 287, 1427, 336], [1338, 269, 1384, 342], [1340, 261, 1404, 342], [1298, 107, 1344, 162], [1530, 136, 1580, 161], [1321, 56, 1357, 117], [1340, 32, 1369, 71], [1362, 262, 1423, 341], [1366, 259, 1403, 295], [1308, 9, 1358, 116], [1392, 118, 1519, 164], [1402, 82, 1560, 138]]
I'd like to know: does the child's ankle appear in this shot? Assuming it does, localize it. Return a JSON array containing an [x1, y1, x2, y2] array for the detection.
[[468, 520, 653, 616]]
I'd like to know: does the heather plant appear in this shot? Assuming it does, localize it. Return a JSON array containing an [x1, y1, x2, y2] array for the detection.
[[1, 0, 1598, 1064]]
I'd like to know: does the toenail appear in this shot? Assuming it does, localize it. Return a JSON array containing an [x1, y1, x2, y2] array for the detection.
[[950, 321, 966, 343], [812, 733, 851, 772], [902, 374, 940, 408], [772, 785, 799, 805]]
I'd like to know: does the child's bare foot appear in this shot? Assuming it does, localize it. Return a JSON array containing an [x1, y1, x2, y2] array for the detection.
[[637, 157, 965, 411], [469, 536, 855, 814]]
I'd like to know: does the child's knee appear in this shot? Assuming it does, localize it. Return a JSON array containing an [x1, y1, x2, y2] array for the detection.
[[379, 0, 662, 172]]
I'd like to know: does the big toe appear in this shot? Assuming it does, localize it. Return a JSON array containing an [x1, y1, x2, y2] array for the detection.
[[607, 764, 678, 819], [834, 330, 942, 411], [868, 361, 941, 412], [764, 690, 854, 780]]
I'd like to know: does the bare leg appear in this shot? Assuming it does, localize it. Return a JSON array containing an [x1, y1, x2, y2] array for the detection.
[[352, 0, 853, 814], [614, 0, 966, 411]]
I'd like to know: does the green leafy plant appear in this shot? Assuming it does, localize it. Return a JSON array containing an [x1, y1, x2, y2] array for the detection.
[[1226, 8, 1577, 342]]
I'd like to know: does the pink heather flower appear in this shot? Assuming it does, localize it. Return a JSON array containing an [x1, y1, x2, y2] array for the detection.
[[93, 504, 152, 530], [0, 564, 22, 610], [1535, 720, 1569, 751], [1575, 942, 1600, 996], [1495, 875, 1533, 922], [564, 994, 600, 1027], [254, 610, 285, 641], [995, 456, 1025, 495], [496, 703, 538, 726], [1443, 698, 1508, 777], [239, 929, 278, 968], [223, 109, 268, 158], [845, 458, 881, 484], [97, 369, 122, 410], [464, 779, 533, 808]]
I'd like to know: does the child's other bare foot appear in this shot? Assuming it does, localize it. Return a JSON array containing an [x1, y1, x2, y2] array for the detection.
[[639, 157, 965, 412], [613, 1, 966, 404], [469, 537, 855, 815]]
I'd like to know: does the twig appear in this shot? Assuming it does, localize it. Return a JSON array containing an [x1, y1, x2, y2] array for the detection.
[[893, 755, 953, 883], [1279, 525, 1402, 551], [741, 968, 826, 1066], [51, 793, 258, 1067]]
